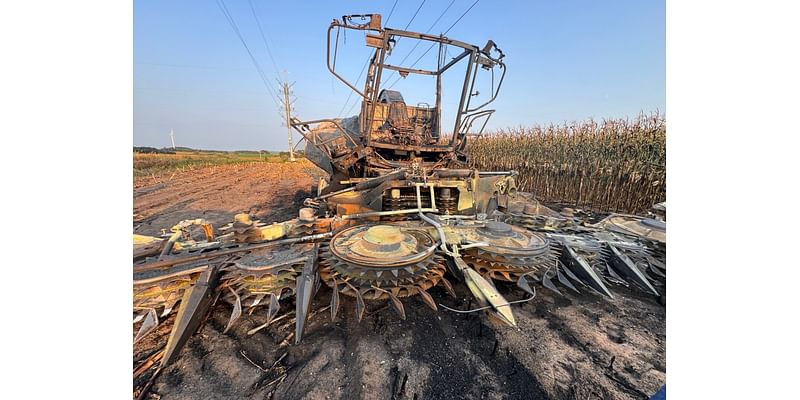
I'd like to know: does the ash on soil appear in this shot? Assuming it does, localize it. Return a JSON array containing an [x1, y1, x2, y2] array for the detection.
[[133, 161, 665, 400]]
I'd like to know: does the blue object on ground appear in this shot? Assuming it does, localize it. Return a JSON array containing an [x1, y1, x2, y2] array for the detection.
[[650, 385, 666, 400]]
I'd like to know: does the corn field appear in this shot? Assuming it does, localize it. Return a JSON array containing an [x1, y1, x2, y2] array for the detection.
[[467, 112, 665, 214]]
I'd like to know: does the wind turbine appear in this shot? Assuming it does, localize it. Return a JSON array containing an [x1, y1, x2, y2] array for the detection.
[[170, 128, 176, 150]]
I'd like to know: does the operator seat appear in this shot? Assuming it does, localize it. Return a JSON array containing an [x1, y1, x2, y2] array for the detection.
[[377, 89, 414, 138]]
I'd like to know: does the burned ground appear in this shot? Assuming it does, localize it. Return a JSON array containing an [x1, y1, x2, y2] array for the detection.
[[133, 160, 665, 400]]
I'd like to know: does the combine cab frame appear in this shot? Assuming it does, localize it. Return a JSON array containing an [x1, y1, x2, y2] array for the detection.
[[291, 14, 506, 177]]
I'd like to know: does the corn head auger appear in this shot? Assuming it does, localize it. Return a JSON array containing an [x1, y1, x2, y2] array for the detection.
[[133, 14, 666, 375]]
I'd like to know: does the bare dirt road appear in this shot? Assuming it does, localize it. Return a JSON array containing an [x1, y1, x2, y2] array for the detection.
[[133, 160, 665, 400]]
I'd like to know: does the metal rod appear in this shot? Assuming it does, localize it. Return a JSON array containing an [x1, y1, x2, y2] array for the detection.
[[478, 171, 517, 176], [415, 184, 453, 255], [158, 230, 182, 259], [134, 232, 334, 273], [326, 24, 367, 99], [459, 242, 490, 250], [340, 207, 437, 220], [436, 41, 444, 137], [134, 265, 210, 286], [233, 256, 309, 271], [439, 49, 470, 74], [439, 290, 536, 314], [452, 51, 477, 144], [315, 186, 356, 200], [382, 63, 437, 75], [316, 168, 404, 201], [436, 215, 475, 220], [465, 61, 506, 113]]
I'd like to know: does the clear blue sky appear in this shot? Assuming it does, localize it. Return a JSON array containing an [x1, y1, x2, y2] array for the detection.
[[134, 0, 665, 151]]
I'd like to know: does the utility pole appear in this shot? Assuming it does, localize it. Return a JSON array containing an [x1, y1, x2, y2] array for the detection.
[[278, 76, 296, 162], [170, 128, 176, 150]]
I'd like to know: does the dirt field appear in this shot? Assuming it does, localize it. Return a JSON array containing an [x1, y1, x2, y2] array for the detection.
[[133, 160, 665, 400]]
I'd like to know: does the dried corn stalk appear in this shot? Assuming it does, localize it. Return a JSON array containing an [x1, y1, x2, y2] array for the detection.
[[467, 112, 665, 213]]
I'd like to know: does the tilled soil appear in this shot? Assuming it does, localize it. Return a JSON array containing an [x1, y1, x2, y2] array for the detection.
[[133, 161, 321, 235], [133, 161, 665, 400]]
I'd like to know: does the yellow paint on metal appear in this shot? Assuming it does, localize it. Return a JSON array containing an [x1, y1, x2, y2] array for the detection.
[[349, 225, 417, 258], [234, 214, 253, 224], [363, 225, 404, 245], [454, 256, 517, 327], [133, 234, 162, 245], [257, 222, 291, 241], [463, 267, 517, 327]]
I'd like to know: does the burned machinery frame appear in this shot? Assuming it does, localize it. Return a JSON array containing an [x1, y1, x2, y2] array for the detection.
[[290, 14, 506, 173]]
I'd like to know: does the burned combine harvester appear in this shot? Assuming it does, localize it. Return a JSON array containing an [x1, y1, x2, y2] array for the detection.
[[133, 14, 666, 378]]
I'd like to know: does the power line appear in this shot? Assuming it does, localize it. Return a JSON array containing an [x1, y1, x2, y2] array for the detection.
[[384, 0, 399, 26], [247, 0, 282, 77], [378, 0, 429, 87], [337, 56, 370, 118], [425, 0, 457, 33], [443, 0, 481, 34], [336, 0, 401, 118], [403, 0, 427, 31], [388, 0, 481, 90], [215, 0, 282, 109], [342, 64, 369, 117], [218, 2, 281, 108], [381, 0, 456, 87], [343, 98, 360, 118]]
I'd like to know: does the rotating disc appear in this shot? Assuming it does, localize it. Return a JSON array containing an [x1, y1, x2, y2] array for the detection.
[[462, 221, 558, 281], [320, 224, 447, 300]]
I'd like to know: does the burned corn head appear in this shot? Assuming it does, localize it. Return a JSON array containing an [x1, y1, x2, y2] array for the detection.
[[133, 14, 666, 372]]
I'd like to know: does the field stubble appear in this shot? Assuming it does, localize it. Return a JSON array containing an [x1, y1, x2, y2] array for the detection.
[[133, 151, 299, 179]]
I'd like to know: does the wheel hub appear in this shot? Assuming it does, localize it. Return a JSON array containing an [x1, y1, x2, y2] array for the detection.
[[329, 224, 435, 267], [320, 224, 446, 299], [462, 222, 558, 281]]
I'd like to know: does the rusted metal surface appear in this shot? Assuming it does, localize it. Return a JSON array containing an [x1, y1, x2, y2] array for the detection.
[[133, 14, 666, 392], [133, 201, 666, 377], [160, 265, 220, 367], [219, 244, 311, 332], [292, 13, 505, 179], [294, 244, 319, 343], [593, 214, 667, 244], [319, 224, 449, 321]]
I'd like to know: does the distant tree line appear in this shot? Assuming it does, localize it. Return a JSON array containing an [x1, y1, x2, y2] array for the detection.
[[133, 147, 305, 156], [133, 147, 176, 154]]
